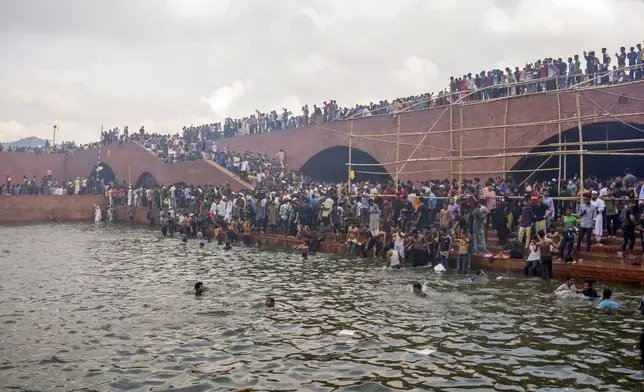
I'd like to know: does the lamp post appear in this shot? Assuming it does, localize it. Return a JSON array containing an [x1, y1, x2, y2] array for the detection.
[[53, 125, 57, 148]]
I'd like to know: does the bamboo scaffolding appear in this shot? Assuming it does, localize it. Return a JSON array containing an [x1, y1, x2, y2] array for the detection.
[[502, 98, 509, 177], [346, 148, 644, 167], [458, 104, 464, 185], [337, 73, 644, 185], [575, 91, 584, 204], [395, 115, 400, 190], [348, 111, 644, 139], [556, 76, 563, 188], [347, 120, 353, 193], [355, 168, 448, 175], [449, 105, 454, 182]]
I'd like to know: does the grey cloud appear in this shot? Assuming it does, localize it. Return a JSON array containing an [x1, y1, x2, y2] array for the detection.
[[1, 0, 643, 143]]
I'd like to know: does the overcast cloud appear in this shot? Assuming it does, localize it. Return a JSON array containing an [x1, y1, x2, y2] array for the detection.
[[0, 0, 642, 144]]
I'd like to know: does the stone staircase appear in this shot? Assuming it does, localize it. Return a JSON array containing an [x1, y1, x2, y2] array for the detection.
[[200, 152, 252, 189]]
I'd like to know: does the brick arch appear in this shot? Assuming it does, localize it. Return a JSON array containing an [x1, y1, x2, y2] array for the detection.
[[136, 171, 158, 187], [509, 121, 644, 180], [299, 145, 392, 183]]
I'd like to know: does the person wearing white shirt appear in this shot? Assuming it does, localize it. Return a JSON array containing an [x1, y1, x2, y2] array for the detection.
[[591, 191, 605, 245], [387, 249, 401, 269], [555, 275, 577, 295], [276, 149, 285, 167]]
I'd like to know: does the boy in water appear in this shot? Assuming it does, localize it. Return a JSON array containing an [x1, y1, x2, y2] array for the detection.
[[265, 297, 275, 308], [578, 279, 599, 298], [386, 249, 401, 269], [412, 282, 427, 297], [597, 288, 620, 309], [555, 275, 577, 294], [456, 229, 469, 273], [438, 227, 452, 270], [536, 229, 558, 280], [194, 282, 209, 296], [469, 270, 488, 283]]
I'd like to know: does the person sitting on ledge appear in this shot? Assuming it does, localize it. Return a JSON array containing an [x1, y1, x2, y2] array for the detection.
[[495, 233, 524, 260]]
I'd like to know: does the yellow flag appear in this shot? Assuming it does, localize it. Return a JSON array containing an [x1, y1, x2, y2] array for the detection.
[[350, 170, 355, 180]]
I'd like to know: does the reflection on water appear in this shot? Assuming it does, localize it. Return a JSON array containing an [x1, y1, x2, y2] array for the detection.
[[0, 222, 643, 391]]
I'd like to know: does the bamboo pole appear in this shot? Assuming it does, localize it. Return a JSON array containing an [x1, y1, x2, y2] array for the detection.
[[519, 155, 555, 188], [502, 98, 509, 178], [458, 104, 464, 186], [346, 148, 644, 166], [348, 111, 644, 138], [347, 120, 353, 195], [556, 76, 563, 188], [356, 168, 447, 175], [575, 91, 584, 204], [563, 135, 567, 181], [449, 105, 454, 182], [451, 167, 559, 175], [395, 115, 400, 190]]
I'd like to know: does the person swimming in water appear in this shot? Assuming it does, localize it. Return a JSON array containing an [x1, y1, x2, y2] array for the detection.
[[412, 282, 427, 297], [223, 241, 232, 250], [199, 242, 205, 248], [194, 282, 209, 296], [469, 270, 488, 283], [578, 279, 600, 298], [265, 297, 275, 308]]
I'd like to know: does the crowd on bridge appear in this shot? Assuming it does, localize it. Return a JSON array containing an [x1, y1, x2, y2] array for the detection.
[[2, 40, 641, 162], [177, 41, 643, 140]]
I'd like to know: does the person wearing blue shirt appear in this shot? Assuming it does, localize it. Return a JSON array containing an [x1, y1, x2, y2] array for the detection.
[[597, 288, 620, 309]]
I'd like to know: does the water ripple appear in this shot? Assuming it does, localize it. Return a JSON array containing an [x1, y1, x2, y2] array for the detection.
[[0, 222, 642, 391]]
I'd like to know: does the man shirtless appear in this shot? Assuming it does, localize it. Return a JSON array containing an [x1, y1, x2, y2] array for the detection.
[[345, 222, 360, 256], [536, 229, 559, 280]]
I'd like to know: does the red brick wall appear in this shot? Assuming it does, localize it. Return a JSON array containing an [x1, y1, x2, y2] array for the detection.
[[0, 151, 66, 184], [0, 142, 250, 192], [1, 82, 642, 188], [0, 195, 105, 222], [222, 82, 644, 182]]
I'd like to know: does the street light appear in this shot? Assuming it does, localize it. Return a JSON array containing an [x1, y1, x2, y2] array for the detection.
[[53, 125, 57, 148]]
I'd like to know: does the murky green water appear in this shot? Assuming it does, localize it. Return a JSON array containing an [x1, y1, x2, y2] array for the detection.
[[0, 223, 643, 391]]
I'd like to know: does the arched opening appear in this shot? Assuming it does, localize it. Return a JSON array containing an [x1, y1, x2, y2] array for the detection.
[[510, 122, 644, 183], [300, 146, 392, 183], [89, 163, 116, 186], [136, 172, 157, 188]]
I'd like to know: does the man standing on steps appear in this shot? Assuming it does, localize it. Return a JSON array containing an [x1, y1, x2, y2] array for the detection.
[[276, 149, 285, 168], [577, 193, 597, 253]]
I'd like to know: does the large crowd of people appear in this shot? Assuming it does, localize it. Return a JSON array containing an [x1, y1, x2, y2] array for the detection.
[[2, 42, 641, 164], [180, 42, 643, 139]]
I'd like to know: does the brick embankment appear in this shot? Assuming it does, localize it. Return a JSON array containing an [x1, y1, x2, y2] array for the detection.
[[0, 195, 105, 222], [105, 209, 644, 284]]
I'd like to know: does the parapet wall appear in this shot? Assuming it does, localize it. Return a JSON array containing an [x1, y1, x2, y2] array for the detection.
[[0, 195, 105, 222]]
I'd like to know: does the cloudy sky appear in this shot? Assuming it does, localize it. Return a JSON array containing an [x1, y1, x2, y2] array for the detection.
[[1, 0, 642, 144]]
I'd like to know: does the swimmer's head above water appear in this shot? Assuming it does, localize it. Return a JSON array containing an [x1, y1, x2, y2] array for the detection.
[[194, 282, 209, 296], [199, 242, 205, 248], [265, 297, 275, 308], [412, 282, 426, 297]]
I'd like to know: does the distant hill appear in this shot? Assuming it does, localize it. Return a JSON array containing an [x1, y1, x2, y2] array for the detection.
[[2, 137, 49, 148]]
